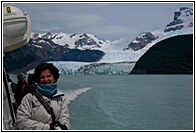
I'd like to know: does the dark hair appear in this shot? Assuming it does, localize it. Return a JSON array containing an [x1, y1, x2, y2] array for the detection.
[[27, 74, 35, 84], [33, 63, 60, 83]]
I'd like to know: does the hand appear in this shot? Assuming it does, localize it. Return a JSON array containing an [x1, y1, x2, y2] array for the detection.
[[50, 121, 68, 130], [49, 121, 56, 130]]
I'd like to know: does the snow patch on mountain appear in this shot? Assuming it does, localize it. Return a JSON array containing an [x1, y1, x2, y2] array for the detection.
[[28, 7, 193, 75], [164, 7, 193, 32]]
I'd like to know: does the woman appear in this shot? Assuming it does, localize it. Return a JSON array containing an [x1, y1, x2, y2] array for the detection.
[[16, 63, 70, 130]]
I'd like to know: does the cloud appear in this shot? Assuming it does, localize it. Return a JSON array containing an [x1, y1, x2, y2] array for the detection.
[[32, 8, 140, 40], [32, 10, 106, 31], [92, 25, 131, 35], [5, 2, 193, 41], [62, 13, 106, 28], [38, 27, 60, 32]]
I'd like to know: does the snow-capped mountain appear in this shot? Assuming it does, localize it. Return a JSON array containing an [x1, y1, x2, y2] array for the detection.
[[5, 7, 193, 75], [30, 7, 193, 54], [124, 32, 158, 51], [31, 32, 112, 50], [47, 7, 192, 75], [164, 7, 193, 32]]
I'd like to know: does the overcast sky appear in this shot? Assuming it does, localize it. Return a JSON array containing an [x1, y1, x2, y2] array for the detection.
[[3, 2, 193, 41]]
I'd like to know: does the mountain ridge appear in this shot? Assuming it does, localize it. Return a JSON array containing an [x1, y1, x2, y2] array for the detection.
[[130, 34, 193, 74], [3, 7, 193, 74]]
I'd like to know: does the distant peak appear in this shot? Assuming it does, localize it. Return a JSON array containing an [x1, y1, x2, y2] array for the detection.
[[174, 7, 193, 20], [164, 7, 193, 33]]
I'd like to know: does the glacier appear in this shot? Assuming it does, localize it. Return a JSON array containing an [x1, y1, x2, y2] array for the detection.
[[27, 27, 193, 75], [27, 7, 193, 75], [46, 61, 136, 75], [47, 28, 192, 75]]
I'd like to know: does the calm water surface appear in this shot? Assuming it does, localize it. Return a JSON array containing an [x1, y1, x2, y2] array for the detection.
[[58, 75, 193, 130]]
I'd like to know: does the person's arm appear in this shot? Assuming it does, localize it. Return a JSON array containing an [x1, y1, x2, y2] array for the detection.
[[57, 96, 70, 130], [16, 94, 50, 130]]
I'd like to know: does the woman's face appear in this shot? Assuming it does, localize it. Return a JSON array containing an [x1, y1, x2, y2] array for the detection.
[[39, 69, 55, 84]]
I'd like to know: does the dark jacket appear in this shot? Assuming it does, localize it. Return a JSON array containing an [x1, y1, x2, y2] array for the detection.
[[15, 81, 27, 105]]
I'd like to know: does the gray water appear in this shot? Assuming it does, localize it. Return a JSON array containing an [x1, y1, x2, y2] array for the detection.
[[10, 74, 193, 130], [58, 75, 193, 130]]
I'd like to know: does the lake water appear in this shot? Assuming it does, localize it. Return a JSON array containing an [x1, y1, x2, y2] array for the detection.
[[57, 75, 193, 130], [10, 74, 193, 130]]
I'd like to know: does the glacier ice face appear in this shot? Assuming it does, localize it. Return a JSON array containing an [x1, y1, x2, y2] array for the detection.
[[47, 61, 136, 75], [77, 62, 136, 75], [27, 28, 192, 75], [28, 7, 193, 76]]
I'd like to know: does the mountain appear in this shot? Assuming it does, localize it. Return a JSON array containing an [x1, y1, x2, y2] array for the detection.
[[124, 32, 158, 51], [130, 7, 193, 74], [31, 32, 111, 50], [164, 7, 193, 32], [3, 37, 105, 73], [3, 7, 193, 74], [130, 34, 193, 74]]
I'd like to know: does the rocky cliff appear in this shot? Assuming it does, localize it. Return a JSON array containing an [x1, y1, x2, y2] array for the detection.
[[3, 38, 104, 74], [130, 34, 193, 74]]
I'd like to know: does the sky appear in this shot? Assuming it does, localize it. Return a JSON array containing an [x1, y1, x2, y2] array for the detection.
[[3, 2, 193, 41]]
